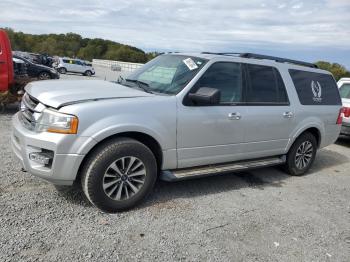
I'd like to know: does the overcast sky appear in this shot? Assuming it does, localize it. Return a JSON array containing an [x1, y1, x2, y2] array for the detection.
[[1, 0, 350, 67]]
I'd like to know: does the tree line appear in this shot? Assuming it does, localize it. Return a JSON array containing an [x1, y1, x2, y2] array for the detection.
[[3, 28, 350, 80], [3, 28, 158, 63]]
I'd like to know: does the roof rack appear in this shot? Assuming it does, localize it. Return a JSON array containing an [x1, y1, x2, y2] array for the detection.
[[201, 52, 318, 68]]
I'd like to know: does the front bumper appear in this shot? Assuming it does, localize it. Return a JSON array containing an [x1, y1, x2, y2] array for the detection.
[[11, 113, 94, 185]]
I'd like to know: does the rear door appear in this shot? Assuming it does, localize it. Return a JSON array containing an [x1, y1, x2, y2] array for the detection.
[[241, 64, 295, 157], [0, 30, 14, 92]]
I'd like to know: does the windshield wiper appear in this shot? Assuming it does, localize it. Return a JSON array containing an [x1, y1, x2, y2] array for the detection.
[[125, 79, 153, 94]]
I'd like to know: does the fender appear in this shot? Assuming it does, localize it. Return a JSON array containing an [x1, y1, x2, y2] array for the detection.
[[285, 120, 324, 152]]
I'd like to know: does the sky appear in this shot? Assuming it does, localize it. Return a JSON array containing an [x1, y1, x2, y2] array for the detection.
[[1, 0, 350, 68]]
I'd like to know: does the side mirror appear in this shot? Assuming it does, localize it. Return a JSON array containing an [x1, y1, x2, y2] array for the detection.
[[188, 87, 221, 105]]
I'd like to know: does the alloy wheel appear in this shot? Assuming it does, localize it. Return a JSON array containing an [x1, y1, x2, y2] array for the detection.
[[102, 156, 146, 201], [295, 141, 313, 170]]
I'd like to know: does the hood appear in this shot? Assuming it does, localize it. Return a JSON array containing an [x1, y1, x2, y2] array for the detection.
[[25, 80, 154, 108]]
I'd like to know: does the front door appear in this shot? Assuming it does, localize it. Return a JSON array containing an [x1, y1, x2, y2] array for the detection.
[[177, 62, 246, 168]]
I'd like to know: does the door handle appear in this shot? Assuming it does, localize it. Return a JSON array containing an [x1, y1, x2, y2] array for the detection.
[[283, 111, 293, 118], [228, 112, 241, 120], [0, 60, 5, 64]]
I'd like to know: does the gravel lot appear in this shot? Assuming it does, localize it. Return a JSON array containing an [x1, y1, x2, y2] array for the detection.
[[1, 72, 350, 261]]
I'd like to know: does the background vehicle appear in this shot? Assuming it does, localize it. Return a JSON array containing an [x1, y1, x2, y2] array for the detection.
[[13, 51, 54, 67], [337, 78, 350, 136], [0, 29, 14, 93], [0, 29, 18, 112], [55, 57, 95, 76], [12, 53, 342, 212], [13, 55, 59, 80]]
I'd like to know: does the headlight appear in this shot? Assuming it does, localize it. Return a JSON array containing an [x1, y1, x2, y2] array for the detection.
[[36, 109, 79, 134], [50, 68, 57, 73]]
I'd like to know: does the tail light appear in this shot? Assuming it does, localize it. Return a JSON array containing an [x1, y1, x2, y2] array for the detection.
[[337, 108, 344, 125], [343, 107, 350, 118], [336, 107, 350, 124]]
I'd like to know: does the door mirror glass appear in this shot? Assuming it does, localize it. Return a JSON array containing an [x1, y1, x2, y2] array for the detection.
[[188, 87, 221, 105]]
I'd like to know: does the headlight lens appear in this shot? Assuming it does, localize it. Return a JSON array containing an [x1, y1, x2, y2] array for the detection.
[[36, 109, 79, 134]]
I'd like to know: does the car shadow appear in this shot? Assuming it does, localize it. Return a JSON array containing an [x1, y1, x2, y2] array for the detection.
[[336, 136, 350, 148], [64, 72, 95, 77]]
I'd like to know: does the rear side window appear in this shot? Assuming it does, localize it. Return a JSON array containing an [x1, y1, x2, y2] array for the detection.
[[289, 69, 341, 105], [245, 64, 288, 104], [339, 83, 350, 99]]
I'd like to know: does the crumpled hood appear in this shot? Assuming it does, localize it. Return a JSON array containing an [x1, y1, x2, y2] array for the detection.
[[25, 79, 153, 108]]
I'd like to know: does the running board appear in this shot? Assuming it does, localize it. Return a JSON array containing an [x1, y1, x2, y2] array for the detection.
[[160, 156, 286, 182]]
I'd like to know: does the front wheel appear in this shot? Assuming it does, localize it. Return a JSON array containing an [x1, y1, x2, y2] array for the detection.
[[284, 132, 317, 176], [81, 138, 157, 212], [58, 67, 67, 74], [38, 71, 51, 80]]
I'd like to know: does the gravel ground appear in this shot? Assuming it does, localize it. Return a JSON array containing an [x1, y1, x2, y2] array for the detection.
[[1, 73, 350, 261]]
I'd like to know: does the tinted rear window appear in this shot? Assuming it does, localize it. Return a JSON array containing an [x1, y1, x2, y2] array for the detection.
[[245, 64, 288, 104], [289, 69, 341, 105], [339, 83, 350, 99]]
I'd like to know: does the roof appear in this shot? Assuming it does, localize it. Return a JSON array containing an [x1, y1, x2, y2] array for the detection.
[[167, 52, 324, 72]]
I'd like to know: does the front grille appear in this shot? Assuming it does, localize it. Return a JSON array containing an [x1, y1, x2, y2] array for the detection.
[[19, 93, 41, 130]]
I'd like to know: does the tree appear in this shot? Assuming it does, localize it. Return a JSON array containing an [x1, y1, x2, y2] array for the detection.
[[1, 28, 151, 63], [315, 61, 350, 81]]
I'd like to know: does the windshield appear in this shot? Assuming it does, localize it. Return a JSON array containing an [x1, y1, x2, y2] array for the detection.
[[339, 83, 350, 99], [121, 54, 208, 95]]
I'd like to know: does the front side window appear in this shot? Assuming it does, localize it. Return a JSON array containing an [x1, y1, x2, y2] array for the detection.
[[339, 83, 350, 99], [191, 62, 243, 103], [245, 64, 288, 104], [123, 55, 208, 95]]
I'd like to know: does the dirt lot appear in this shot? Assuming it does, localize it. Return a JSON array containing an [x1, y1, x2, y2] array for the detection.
[[1, 75, 350, 261]]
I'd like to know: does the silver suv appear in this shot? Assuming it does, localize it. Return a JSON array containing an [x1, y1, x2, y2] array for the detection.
[[12, 53, 343, 212], [55, 57, 95, 76]]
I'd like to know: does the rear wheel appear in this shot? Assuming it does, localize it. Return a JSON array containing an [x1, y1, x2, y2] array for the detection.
[[81, 138, 157, 212], [84, 70, 92, 77], [284, 132, 317, 176]]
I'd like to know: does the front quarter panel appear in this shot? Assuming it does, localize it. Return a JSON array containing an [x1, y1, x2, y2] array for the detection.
[[59, 96, 177, 167]]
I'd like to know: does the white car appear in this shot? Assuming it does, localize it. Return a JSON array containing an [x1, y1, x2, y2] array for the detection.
[[55, 57, 95, 76], [337, 78, 350, 136]]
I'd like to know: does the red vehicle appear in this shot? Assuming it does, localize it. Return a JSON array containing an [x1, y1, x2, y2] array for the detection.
[[0, 29, 14, 93], [0, 29, 28, 112]]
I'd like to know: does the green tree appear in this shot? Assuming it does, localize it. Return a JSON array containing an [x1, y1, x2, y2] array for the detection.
[[315, 61, 350, 81], [1, 28, 156, 63]]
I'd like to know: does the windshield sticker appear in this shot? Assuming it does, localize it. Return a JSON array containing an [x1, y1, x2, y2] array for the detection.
[[183, 58, 198, 70]]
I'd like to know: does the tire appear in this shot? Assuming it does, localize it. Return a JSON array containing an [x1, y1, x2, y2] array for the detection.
[[38, 71, 51, 80], [284, 132, 317, 176], [81, 137, 157, 212], [58, 67, 67, 74], [84, 70, 92, 77]]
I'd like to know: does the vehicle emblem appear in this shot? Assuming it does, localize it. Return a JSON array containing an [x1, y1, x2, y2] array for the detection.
[[311, 80, 322, 102]]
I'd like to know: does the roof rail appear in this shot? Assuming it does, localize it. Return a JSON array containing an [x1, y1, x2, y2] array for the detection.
[[201, 52, 318, 68], [239, 53, 318, 68]]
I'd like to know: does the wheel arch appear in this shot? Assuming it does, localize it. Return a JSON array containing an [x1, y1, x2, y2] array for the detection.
[[76, 131, 163, 182], [288, 126, 322, 151]]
